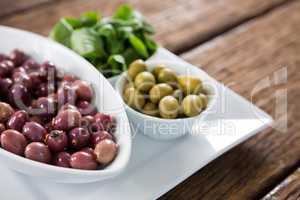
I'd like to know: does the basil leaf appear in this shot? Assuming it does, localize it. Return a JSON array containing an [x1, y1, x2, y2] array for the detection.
[[123, 48, 140, 65], [107, 55, 126, 75], [143, 34, 158, 53], [113, 4, 133, 20], [70, 28, 106, 58], [129, 34, 149, 58], [79, 11, 100, 27], [49, 18, 74, 47]]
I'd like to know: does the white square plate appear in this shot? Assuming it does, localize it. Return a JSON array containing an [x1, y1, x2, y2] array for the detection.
[[0, 48, 272, 200]]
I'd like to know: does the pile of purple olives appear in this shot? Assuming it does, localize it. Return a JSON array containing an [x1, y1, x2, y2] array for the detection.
[[0, 50, 118, 170]]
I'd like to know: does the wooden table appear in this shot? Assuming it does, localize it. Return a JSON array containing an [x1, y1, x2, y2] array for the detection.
[[1, 0, 300, 199]]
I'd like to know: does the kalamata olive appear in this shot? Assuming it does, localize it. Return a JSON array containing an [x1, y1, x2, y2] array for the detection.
[[94, 139, 118, 165], [81, 147, 96, 158], [72, 80, 93, 102], [0, 78, 13, 97], [94, 113, 116, 133], [79, 115, 95, 128], [34, 97, 56, 118], [44, 122, 53, 133], [54, 151, 71, 168], [7, 110, 29, 131], [76, 101, 97, 116], [57, 84, 77, 107], [69, 127, 90, 149], [91, 131, 113, 148], [29, 116, 43, 124], [22, 59, 40, 72], [9, 49, 27, 66], [59, 103, 78, 113], [0, 123, 5, 134], [9, 83, 31, 107], [0, 102, 14, 123], [127, 59, 146, 80], [63, 74, 77, 83], [0, 60, 14, 77], [33, 83, 49, 97], [0, 54, 8, 62], [40, 61, 57, 80], [70, 151, 97, 170], [1, 129, 27, 155], [28, 72, 42, 86], [45, 130, 68, 152], [25, 142, 52, 163], [52, 109, 81, 131], [22, 122, 47, 142], [89, 121, 104, 134], [12, 72, 33, 89]]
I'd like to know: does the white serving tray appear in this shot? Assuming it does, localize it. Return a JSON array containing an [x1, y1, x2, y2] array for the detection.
[[0, 48, 272, 200]]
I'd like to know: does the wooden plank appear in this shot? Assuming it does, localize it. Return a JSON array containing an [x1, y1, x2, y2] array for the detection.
[[0, 0, 289, 52], [262, 169, 300, 200], [158, 1, 300, 199], [0, 0, 51, 17]]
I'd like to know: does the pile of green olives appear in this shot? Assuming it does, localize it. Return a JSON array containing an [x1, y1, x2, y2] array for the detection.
[[122, 59, 209, 119]]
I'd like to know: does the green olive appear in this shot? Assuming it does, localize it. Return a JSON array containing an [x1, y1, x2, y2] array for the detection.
[[199, 93, 208, 108], [182, 95, 203, 117], [178, 75, 202, 95], [127, 59, 146, 80], [152, 64, 166, 78], [157, 68, 177, 85], [149, 83, 173, 104], [123, 87, 145, 110], [134, 71, 156, 93], [142, 102, 159, 117], [159, 96, 179, 119], [172, 89, 184, 102]]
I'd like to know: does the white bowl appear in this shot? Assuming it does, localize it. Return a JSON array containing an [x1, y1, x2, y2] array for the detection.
[[115, 60, 218, 140], [0, 26, 132, 183]]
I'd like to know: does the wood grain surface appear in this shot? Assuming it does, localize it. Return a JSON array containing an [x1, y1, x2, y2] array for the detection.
[[159, 1, 300, 199], [0, 0, 52, 17], [262, 168, 300, 200], [0, 0, 289, 53]]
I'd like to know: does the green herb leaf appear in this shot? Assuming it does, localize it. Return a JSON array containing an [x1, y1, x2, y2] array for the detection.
[[79, 11, 100, 27], [129, 34, 149, 58], [70, 28, 106, 58], [49, 18, 74, 47], [107, 55, 126, 75], [113, 4, 133, 20]]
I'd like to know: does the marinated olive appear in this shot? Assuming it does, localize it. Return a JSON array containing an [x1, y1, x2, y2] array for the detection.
[[69, 127, 90, 149], [72, 80, 93, 102], [182, 95, 203, 117], [57, 84, 77, 107], [172, 89, 184, 102], [0, 123, 5, 134], [199, 93, 208, 108], [35, 97, 57, 118], [76, 101, 97, 116], [157, 68, 177, 85], [59, 103, 78, 113], [149, 83, 173, 104], [79, 115, 95, 128], [134, 71, 156, 93], [152, 64, 166, 78], [45, 130, 68, 152], [81, 147, 96, 158], [123, 87, 145, 110], [70, 151, 98, 170], [1, 130, 27, 155], [94, 113, 116, 133], [142, 102, 159, 117], [91, 130, 113, 147], [54, 151, 71, 168], [0, 78, 13, 97], [0, 102, 14, 123], [52, 109, 81, 131], [9, 49, 27, 66], [25, 142, 52, 163], [94, 139, 118, 165], [7, 110, 29, 131], [9, 83, 31, 107], [178, 75, 203, 95], [22, 122, 47, 142], [158, 96, 179, 119], [13, 72, 33, 89], [0, 60, 14, 77], [127, 59, 146, 80]]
